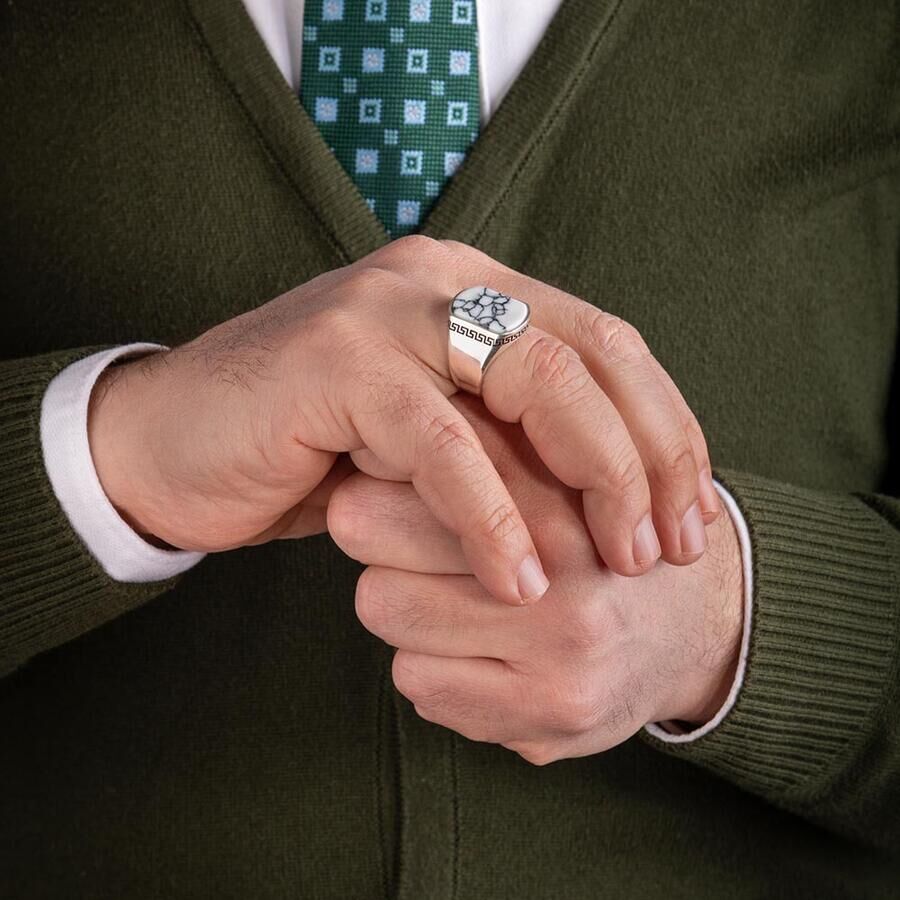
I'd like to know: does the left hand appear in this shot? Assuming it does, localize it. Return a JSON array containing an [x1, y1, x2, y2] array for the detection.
[[328, 395, 744, 765]]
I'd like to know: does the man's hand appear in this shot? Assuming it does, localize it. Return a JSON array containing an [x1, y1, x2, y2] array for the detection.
[[89, 237, 720, 605], [329, 394, 744, 765]]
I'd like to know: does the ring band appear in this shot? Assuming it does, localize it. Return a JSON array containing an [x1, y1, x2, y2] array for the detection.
[[448, 286, 531, 395]]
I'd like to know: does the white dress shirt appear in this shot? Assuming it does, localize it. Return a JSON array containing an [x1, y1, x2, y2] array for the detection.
[[241, 0, 567, 124], [38, 0, 753, 741]]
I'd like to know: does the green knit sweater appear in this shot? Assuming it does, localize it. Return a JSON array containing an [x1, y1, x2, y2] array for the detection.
[[1, 1, 898, 897]]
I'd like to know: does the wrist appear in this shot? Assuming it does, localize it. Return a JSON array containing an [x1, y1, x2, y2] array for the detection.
[[662, 508, 744, 726], [87, 351, 170, 545]]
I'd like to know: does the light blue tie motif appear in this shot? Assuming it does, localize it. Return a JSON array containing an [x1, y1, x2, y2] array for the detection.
[[300, 1, 480, 237]]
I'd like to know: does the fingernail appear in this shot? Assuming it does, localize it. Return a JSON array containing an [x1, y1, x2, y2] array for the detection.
[[699, 469, 720, 518], [680, 501, 707, 557], [517, 553, 550, 604], [633, 513, 661, 567]]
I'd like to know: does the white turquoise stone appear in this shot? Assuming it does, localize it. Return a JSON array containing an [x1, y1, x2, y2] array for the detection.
[[451, 286, 529, 334]]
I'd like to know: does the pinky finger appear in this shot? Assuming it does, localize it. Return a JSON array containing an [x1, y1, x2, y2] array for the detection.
[[648, 358, 720, 523]]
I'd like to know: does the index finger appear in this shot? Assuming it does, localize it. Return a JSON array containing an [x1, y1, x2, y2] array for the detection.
[[338, 360, 550, 606]]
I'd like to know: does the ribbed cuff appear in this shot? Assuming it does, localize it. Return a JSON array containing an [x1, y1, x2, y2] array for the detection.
[[0, 350, 179, 676], [643, 468, 899, 799]]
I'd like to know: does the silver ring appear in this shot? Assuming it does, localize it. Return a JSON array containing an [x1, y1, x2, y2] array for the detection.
[[448, 286, 531, 395]]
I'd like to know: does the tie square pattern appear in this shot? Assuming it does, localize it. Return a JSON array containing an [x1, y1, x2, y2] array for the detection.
[[403, 98, 426, 124], [401, 149, 424, 175], [300, 0, 480, 237], [452, 1, 472, 24], [361, 47, 385, 72], [406, 48, 429, 74], [444, 150, 464, 176], [410, 1, 431, 22], [397, 199, 421, 226], [359, 98, 382, 123], [319, 46, 342, 71], [447, 100, 468, 126], [449, 49, 470, 75], [355, 148, 380, 173], [315, 97, 339, 122]]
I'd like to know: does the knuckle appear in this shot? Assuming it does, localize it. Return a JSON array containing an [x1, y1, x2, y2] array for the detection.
[[422, 413, 478, 462], [525, 335, 588, 395], [304, 303, 363, 359], [374, 234, 446, 271], [309, 279, 392, 370], [344, 264, 405, 301], [514, 742, 559, 767], [395, 234, 444, 257], [588, 314, 649, 366], [683, 415, 711, 465], [648, 437, 697, 492], [541, 680, 600, 734], [556, 610, 605, 659], [438, 239, 499, 271], [438, 238, 473, 257], [475, 501, 522, 546], [600, 446, 646, 504]]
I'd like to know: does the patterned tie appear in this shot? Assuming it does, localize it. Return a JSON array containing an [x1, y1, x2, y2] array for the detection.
[[300, 0, 479, 237]]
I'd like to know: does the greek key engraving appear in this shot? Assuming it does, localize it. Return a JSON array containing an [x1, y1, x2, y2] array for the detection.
[[450, 319, 526, 346]]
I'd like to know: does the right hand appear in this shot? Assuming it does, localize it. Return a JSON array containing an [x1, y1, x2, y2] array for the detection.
[[89, 236, 719, 606]]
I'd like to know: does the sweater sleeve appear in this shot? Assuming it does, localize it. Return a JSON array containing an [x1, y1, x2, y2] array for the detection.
[[642, 464, 900, 852], [0, 349, 183, 677]]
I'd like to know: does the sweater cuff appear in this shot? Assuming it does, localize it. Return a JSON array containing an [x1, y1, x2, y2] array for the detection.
[[0, 350, 181, 676], [41, 345, 206, 583], [642, 468, 899, 797]]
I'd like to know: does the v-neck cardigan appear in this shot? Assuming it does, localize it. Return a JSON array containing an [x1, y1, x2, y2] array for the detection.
[[1, 1, 899, 897]]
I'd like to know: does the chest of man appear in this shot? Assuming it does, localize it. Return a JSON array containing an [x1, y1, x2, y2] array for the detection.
[[1, 2, 898, 898]]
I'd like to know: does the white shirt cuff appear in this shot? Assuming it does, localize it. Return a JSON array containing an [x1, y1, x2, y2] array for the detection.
[[40, 345, 206, 583], [644, 479, 754, 743]]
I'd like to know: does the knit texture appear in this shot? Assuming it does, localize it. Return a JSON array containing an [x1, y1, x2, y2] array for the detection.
[[645, 468, 900, 848], [0, 350, 179, 677], [1, 0, 899, 897]]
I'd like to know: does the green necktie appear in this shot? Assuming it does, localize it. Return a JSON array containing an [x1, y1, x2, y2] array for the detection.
[[300, 0, 480, 238]]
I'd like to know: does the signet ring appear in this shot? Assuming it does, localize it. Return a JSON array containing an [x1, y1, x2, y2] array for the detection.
[[447, 286, 531, 395]]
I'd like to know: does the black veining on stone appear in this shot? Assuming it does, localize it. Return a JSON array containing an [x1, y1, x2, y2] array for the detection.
[[452, 287, 521, 334]]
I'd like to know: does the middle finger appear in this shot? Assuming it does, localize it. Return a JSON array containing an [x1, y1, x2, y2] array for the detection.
[[482, 327, 660, 576]]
